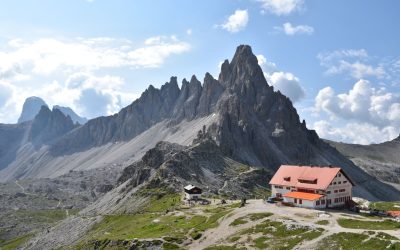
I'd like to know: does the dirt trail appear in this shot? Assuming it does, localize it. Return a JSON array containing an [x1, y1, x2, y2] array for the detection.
[[15, 180, 37, 196], [188, 199, 400, 249], [189, 200, 269, 249]]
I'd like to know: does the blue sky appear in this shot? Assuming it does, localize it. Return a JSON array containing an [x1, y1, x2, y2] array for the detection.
[[0, 0, 399, 144]]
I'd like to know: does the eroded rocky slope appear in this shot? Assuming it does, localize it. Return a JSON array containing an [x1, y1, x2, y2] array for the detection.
[[327, 136, 400, 185]]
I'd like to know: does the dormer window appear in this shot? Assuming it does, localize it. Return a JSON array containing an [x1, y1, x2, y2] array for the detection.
[[284, 176, 291, 181], [298, 178, 318, 184]]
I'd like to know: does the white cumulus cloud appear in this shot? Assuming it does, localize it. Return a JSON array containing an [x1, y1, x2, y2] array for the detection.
[[313, 79, 400, 143], [268, 72, 305, 102], [258, 0, 304, 16], [0, 36, 191, 77], [257, 54, 305, 103], [317, 49, 387, 79], [0, 35, 189, 123], [313, 120, 398, 145], [275, 22, 314, 35], [221, 9, 249, 33]]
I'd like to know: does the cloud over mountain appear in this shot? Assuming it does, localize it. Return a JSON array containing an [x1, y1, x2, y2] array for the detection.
[[257, 54, 305, 103], [0, 36, 189, 123]]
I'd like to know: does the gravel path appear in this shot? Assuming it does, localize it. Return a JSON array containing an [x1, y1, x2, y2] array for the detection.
[[187, 199, 400, 249]]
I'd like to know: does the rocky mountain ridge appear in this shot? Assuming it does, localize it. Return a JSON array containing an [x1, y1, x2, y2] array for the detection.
[[18, 96, 87, 125], [0, 45, 398, 201], [17, 96, 48, 124], [327, 135, 400, 185], [0, 106, 77, 171]]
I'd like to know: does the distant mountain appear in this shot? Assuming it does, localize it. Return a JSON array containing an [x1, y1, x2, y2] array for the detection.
[[53, 105, 87, 125], [0, 106, 76, 172], [327, 135, 400, 185], [0, 45, 399, 201], [17, 96, 87, 125], [18, 97, 48, 123]]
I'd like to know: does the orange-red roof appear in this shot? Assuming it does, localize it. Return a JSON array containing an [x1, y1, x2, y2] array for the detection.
[[269, 165, 351, 190], [283, 191, 323, 201], [387, 211, 400, 217]]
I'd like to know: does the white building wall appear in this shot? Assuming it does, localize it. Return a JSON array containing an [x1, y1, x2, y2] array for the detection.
[[271, 185, 292, 198], [283, 197, 316, 208], [185, 193, 201, 200], [325, 172, 352, 207]]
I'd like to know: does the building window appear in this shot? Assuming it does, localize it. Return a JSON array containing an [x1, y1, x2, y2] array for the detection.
[[286, 187, 290, 190], [338, 173, 341, 177], [338, 181, 341, 184], [333, 182, 336, 185], [316, 200, 320, 205], [321, 200, 325, 205], [298, 178, 318, 184], [284, 177, 291, 181], [343, 181, 347, 184], [299, 199, 302, 204], [327, 191, 331, 194], [294, 198, 297, 203], [275, 185, 283, 189], [334, 190, 338, 193], [297, 188, 315, 193]]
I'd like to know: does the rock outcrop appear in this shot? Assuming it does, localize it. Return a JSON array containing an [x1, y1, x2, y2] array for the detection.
[[327, 135, 400, 184], [28, 106, 76, 147]]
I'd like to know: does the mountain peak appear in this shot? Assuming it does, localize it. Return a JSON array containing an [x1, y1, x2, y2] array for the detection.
[[218, 45, 268, 91], [29, 105, 75, 146], [18, 96, 48, 123], [232, 44, 255, 61], [53, 105, 87, 125]]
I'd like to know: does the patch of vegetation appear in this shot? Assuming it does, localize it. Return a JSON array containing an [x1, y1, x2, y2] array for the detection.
[[337, 218, 400, 230], [0, 233, 33, 250], [254, 236, 269, 249], [228, 236, 241, 242], [248, 212, 273, 221], [376, 232, 399, 241], [137, 188, 181, 213], [238, 220, 324, 249], [163, 242, 182, 250], [252, 187, 271, 199], [163, 236, 183, 244], [78, 192, 238, 248], [316, 232, 400, 250], [204, 245, 245, 250], [190, 231, 202, 240], [370, 201, 400, 211], [229, 217, 247, 226], [366, 154, 385, 162], [315, 220, 329, 225], [0, 208, 78, 249], [230, 212, 273, 226], [232, 163, 251, 173], [197, 208, 232, 231], [87, 213, 207, 240], [14, 208, 78, 224]]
